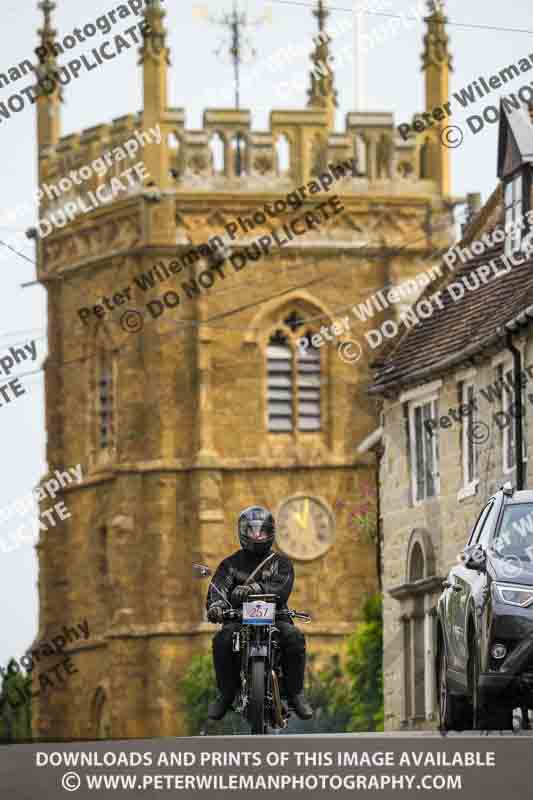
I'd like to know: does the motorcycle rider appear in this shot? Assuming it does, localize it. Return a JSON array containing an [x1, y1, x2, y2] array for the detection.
[[206, 505, 313, 721]]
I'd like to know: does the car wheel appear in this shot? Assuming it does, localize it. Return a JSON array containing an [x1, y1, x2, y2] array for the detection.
[[483, 707, 514, 730], [469, 642, 512, 731], [438, 646, 469, 731]]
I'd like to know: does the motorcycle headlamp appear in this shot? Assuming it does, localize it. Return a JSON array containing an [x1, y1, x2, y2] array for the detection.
[[494, 582, 533, 607]]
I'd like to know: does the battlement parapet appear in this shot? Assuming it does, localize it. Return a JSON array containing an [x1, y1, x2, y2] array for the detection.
[[39, 107, 433, 211]]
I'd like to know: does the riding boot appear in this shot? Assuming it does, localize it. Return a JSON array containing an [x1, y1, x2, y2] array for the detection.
[[212, 623, 240, 709], [283, 649, 313, 719], [289, 693, 314, 720], [283, 648, 306, 697]]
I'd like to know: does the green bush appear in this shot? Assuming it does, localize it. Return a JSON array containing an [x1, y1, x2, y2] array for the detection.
[[0, 660, 32, 741], [338, 594, 384, 732]]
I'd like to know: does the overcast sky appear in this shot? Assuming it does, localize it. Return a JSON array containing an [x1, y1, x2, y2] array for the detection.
[[1, 0, 532, 668]]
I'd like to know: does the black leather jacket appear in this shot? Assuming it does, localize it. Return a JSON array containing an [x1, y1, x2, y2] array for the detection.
[[206, 549, 294, 614]]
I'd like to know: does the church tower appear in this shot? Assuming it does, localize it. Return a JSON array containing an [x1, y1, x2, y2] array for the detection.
[[33, 0, 454, 737], [421, 0, 453, 193]]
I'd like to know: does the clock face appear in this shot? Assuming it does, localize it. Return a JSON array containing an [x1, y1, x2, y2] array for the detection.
[[276, 497, 334, 561]]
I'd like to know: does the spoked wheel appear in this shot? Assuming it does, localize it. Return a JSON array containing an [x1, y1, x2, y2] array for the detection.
[[439, 647, 470, 732], [248, 659, 266, 735], [271, 670, 285, 729]]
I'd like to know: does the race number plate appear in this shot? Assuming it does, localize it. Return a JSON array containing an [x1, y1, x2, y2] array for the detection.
[[242, 601, 276, 625]]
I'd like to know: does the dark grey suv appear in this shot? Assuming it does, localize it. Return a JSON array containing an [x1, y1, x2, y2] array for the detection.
[[437, 484, 533, 730]]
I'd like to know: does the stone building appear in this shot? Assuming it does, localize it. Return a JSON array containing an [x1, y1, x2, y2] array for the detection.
[[32, 0, 453, 737], [369, 102, 533, 729]]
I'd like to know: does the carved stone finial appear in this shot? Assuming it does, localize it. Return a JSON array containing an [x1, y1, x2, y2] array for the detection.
[[35, 0, 63, 101], [427, 0, 445, 16], [140, 0, 171, 65], [36, 0, 57, 60], [313, 0, 329, 33], [422, 0, 452, 71], [307, 0, 338, 112]]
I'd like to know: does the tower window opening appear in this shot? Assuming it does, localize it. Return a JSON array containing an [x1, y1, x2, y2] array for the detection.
[[276, 134, 291, 174], [231, 133, 247, 176], [210, 132, 225, 174], [267, 330, 293, 432], [297, 335, 321, 431], [354, 133, 367, 177], [98, 358, 114, 451], [266, 315, 322, 433]]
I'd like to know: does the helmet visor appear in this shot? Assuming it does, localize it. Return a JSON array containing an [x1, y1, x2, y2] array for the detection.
[[247, 520, 270, 541]]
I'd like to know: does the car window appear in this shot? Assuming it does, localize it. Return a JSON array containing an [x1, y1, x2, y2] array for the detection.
[[467, 502, 493, 546], [477, 501, 499, 547], [492, 503, 533, 574]]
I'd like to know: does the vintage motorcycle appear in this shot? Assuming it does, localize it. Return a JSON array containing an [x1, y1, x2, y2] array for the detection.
[[193, 563, 311, 735]]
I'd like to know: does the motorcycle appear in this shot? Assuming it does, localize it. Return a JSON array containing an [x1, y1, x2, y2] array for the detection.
[[193, 563, 312, 735]]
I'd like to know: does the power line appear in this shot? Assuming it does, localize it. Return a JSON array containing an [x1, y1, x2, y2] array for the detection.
[[0, 238, 36, 266], [267, 0, 533, 36], [10, 214, 456, 377]]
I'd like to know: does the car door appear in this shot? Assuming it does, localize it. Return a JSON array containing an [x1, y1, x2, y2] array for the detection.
[[447, 502, 493, 672], [452, 501, 496, 673]]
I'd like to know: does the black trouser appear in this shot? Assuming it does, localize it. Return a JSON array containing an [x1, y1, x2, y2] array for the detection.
[[212, 619, 306, 700]]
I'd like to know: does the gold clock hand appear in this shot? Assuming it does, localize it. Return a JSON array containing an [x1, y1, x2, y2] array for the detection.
[[295, 499, 309, 529]]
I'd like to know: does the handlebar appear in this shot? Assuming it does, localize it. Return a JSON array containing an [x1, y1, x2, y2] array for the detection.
[[219, 608, 312, 623]]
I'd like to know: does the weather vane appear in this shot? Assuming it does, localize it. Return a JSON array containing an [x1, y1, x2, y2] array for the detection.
[[193, 2, 271, 175], [427, 0, 445, 14], [193, 1, 271, 109]]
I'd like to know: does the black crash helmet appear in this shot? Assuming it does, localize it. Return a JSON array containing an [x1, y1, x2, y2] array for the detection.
[[238, 506, 275, 556]]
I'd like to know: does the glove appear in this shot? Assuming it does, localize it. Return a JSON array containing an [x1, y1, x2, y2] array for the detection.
[[207, 602, 225, 623], [231, 583, 262, 605]]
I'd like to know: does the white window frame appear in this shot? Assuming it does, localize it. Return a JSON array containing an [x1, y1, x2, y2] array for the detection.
[[408, 393, 440, 506], [502, 363, 516, 474], [504, 171, 524, 257], [502, 362, 528, 474], [459, 381, 479, 498]]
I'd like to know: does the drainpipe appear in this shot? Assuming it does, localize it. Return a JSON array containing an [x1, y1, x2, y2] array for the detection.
[[375, 443, 383, 593], [506, 332, 526, 490]]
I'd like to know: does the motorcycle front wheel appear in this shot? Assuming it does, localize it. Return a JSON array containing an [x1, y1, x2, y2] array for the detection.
[[248, 658, 266, 735]]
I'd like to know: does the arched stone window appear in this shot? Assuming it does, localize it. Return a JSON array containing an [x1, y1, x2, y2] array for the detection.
[[167, 132, 180, 149], [98, 352, 115, 451], [376, 134, 392, 179], [91, 686, 112, 738], [388, 529, 442, 729], [275, 134, 291, 175], [230, 133, 247, 176], [354, 133, 367, 177], [266, 310, 321, 433], [210, 131, 225, 174], [420, 138, 431, 179], [168, 131, 181, 178], [409, 541, 425, 582], [85, 323, 118, 469], [97, 524, 109, 612]]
